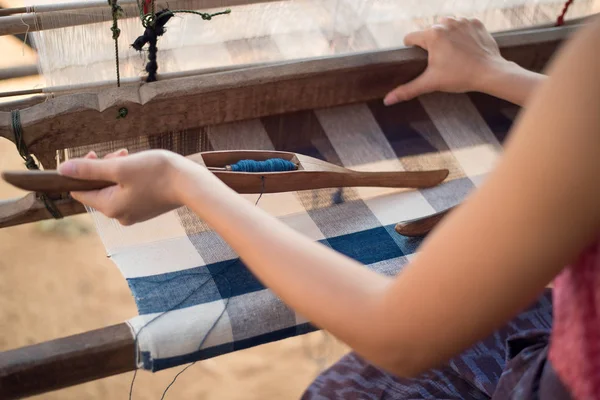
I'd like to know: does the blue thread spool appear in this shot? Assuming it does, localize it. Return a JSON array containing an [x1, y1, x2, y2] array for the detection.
[[228, 158, 297, 172]]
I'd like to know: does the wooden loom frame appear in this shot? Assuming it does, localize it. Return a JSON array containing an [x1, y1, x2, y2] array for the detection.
[[0, 18, 588, 399]]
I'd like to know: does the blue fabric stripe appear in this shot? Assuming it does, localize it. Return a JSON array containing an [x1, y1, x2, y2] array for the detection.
[[129, 225, 415, 315]]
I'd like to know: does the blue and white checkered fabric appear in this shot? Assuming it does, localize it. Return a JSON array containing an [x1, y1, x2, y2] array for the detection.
[[87, 92, 518, 371]]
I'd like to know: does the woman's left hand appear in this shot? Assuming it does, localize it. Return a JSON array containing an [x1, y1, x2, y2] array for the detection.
[[58, 149, 205, 225]]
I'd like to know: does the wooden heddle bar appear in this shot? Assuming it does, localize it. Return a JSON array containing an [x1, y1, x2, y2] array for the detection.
[[0, 21, 586, 399]]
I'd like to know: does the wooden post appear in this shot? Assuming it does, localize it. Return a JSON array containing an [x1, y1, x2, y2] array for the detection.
[[0, 323, 135, 400]]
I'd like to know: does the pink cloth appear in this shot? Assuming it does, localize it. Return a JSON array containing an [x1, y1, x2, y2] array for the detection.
[[549, 238, 600, 400]]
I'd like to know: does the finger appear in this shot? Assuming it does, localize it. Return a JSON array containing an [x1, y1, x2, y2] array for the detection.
[[84, 151, 98, 160], [438, 16, 458, 27], [103, 149, 129, 159], [58, 158, 118, 181], [404, 30, 428, 49], [384, 70, 435, 105], [467, 17, 485, 28]]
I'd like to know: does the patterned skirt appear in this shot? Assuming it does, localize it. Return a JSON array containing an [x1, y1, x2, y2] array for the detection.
[[302, 289, 572, 399]]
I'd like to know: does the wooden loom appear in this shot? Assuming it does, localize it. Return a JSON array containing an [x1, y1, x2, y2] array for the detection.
[[0, 0, 594, 396]]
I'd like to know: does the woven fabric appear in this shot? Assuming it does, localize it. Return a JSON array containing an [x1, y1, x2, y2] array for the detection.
[[87, 92, 518, 371]]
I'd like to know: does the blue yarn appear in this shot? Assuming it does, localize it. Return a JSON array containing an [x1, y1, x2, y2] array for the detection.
[[229, 158, 296, 172]]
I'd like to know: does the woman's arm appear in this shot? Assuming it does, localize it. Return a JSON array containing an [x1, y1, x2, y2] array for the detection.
[[384, 17, 546, 107], [60, 17, 600, 377]]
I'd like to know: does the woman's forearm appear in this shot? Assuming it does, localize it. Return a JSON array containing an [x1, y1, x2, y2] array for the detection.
[[479, 60, 546, 106], [176, 170, 410, 371]]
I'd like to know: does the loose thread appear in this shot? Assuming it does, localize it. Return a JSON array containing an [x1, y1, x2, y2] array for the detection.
[[10, 110, 62, 219], [556, 0, 574, 26], [109, 0, 124, 87], [128, 270, 233, 400], [129, 180, 266, 399], [255, 176, 265, 205]]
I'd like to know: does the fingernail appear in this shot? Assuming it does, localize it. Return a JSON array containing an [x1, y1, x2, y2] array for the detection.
[[383, 93, 396, 106], [58, 161, 76, 176]]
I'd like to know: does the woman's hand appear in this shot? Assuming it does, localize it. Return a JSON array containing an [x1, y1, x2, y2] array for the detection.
[[58, 149, 205, 225], [384, 17, 543, 106]]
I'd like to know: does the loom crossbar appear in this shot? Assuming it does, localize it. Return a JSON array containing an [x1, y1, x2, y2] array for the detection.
[[0, 323, 135, 399]]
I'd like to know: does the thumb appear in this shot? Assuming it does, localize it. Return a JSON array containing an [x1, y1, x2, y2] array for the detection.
[[383, 70, 436, 105], [58, 158, 118, 181]]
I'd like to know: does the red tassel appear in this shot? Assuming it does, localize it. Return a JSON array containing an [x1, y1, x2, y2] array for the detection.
[[556, 0, 574, 26], [143, 0, 152, 15]]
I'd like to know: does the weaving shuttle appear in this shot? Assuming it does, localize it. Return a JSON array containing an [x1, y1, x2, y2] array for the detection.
[[2, 150, 449, 194]]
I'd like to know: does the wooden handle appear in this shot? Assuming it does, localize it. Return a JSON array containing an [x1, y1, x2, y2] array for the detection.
[[345, 169, 449, 189], [394, 207, 454, 237], [2, 171, 114, 193]]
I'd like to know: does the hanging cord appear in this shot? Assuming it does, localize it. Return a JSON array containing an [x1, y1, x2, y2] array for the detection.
[[556, 0, 574, 26], [109, 0, 124, 87], [10, 110, 63, 219], [132, 7, 231, 82]]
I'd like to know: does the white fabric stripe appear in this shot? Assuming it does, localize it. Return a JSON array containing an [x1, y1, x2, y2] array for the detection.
[[111, 236, 206, 278], [364, 189, 436, 226], [419, 93, 502, 186], [279, 211, 327, 241], [128, 299, 232, 366], [90, 209, 195, 256]]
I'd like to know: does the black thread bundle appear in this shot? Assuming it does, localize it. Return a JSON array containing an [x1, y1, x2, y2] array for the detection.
[[132, 10, 174, 82]]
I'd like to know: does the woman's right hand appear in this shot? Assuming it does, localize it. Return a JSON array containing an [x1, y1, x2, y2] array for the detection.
[[58, 149, 213, 226], [384, 17, 510, 105]]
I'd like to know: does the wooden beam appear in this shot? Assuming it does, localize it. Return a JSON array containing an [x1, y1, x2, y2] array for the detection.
[[0, 61, 274, 99], [0, 95, 47, 112], [0, 193, 86, 228], [0, 323, 135, 400], [0, 24, 578, 159], [0, 0, 283, 36]]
